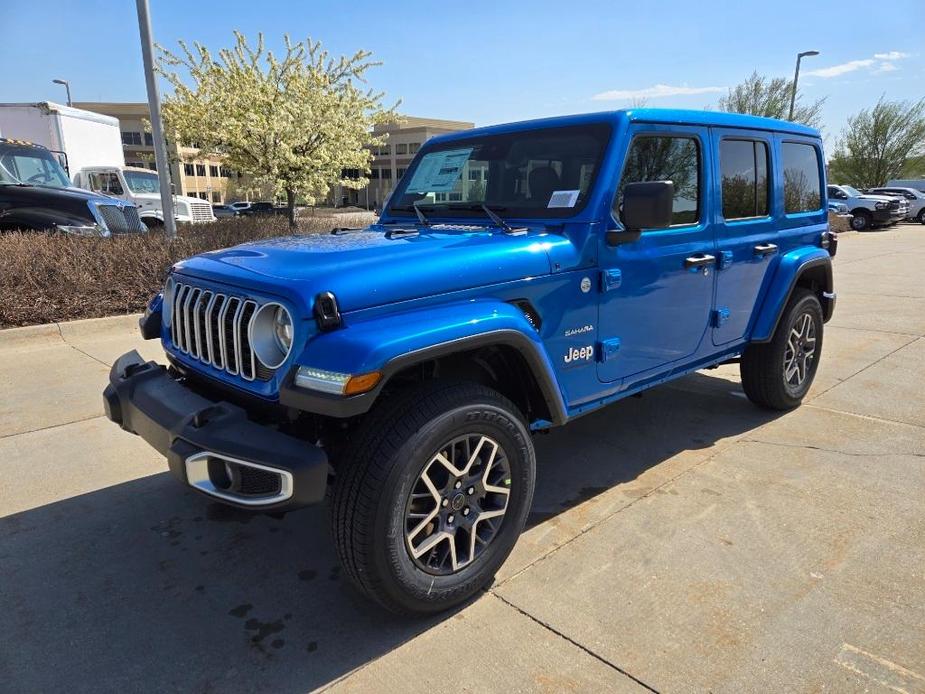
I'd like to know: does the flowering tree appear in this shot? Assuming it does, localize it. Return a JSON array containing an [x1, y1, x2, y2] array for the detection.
[[158, 32, 395, 227]]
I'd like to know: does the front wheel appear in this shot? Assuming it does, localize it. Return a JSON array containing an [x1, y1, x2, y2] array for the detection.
[[850, 210, 871, 231], [330, 381, 535, 614], [917, 209, 925, 224], [740, 289, 824, 410]]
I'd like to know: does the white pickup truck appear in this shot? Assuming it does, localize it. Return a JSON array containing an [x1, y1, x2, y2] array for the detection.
[[827, 184, 906, 231]]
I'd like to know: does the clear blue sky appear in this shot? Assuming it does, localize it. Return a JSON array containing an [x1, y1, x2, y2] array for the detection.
[[3, 0, 923, 145]]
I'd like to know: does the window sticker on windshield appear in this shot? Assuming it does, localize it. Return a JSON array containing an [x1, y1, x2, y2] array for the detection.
[[547, 190, 580, 208], [405, 148, 473, 193]]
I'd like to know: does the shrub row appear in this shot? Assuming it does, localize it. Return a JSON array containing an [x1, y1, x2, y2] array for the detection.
[[0, 212, 375, 328]]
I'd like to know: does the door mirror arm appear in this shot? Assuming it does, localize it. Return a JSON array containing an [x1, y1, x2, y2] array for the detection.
[[605, 227, 641, 246]]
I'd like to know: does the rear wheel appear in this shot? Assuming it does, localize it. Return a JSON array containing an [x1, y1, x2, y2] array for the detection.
[[740, 289, 823, 410], [330, 381, 535, 614]]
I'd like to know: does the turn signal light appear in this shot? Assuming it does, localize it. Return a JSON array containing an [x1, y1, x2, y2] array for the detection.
[[344, 371, 382, 396]]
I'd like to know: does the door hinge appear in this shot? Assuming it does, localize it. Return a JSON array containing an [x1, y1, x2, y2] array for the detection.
[[598, 337, 621, 361], [600, 268, 622, 292], [717, 250, 733, 270], [712, 307, 731, 327]]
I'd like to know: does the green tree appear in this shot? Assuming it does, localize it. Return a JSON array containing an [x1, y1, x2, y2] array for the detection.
[[829, 97, 925, 187], [718, 71, 825, 128], [157, 32, 396, 228]]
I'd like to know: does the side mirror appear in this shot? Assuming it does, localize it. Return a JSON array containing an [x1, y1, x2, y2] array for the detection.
[[622, 181, 674, 230], [607, 180, 674, 246]]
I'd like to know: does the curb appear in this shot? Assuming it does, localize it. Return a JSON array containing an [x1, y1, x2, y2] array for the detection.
[[0, 313, 142, 351]]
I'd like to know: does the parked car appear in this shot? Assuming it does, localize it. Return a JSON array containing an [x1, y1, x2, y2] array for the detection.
[[867, 186, 925, 223], [827, 184, 904, 230], [0, 138, 144, 234], [105, 109, 836, 614], [228, 201, 253, 213], [211, 204, 239, 218], [236, 201, 282, 216], [885, 179, 925, 194]]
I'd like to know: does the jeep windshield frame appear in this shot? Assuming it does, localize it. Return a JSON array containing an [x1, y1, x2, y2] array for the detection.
[[385, 123, 612, 221]]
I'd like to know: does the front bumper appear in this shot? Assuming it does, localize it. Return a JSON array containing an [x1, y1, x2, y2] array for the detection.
[[103, 350, 328, 511], [872, 208, 893, 223]]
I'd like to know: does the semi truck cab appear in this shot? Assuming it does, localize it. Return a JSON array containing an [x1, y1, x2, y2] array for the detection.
[[74, 166, 216, 227]]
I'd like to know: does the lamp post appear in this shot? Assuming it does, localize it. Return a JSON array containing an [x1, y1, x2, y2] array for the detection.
[[135, 0, 176, 238], [789, 50, 819, 121], [52, 79, 72, 106]]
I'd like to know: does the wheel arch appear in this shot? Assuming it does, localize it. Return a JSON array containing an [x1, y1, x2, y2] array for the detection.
[[279, 302, 567, 427], [375, 331, 566, 426], [750, 251, 834, 344]]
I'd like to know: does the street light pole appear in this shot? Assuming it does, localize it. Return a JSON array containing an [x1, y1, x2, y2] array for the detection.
[[789, 50, 820, 121], [135, 0, 177, 239], [52, 79, 72, 107]]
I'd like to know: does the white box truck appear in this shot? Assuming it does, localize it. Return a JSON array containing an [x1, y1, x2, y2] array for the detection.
[[0, 102, 214, 227]]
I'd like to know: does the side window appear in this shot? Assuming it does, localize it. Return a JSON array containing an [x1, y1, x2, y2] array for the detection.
[[782, 142, 822, 214], [616, 136, 700, 226], [91, 172, 123, 195], [720, 139, 769, 219]]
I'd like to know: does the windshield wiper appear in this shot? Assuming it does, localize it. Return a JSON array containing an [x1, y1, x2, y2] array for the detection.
[[390, 204, 431, 226], [479, 204, 527, 236]]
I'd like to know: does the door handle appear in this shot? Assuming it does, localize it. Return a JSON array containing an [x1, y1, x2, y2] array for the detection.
[[683, 253, 716, 269], [753, 243, 778, 257]]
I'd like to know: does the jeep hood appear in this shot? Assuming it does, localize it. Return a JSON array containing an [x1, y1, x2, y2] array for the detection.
[[174, 225, 554, 312]]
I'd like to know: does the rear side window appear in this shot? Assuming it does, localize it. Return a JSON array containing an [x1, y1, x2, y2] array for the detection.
[[720, 139, 769, 219], [616, 136, 700, 226], [782, 143, 822, 214]]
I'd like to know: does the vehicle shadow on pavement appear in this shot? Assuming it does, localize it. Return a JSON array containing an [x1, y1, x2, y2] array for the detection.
[[0, 371, 779, 693], [527, 371, 781, 526]]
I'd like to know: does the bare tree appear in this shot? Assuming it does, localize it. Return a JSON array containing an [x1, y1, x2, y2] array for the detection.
[[828, 97, 925, 187], [718, 71, 825, 128]]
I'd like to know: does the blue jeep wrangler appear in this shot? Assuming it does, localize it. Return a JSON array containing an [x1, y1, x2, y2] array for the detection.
[[104, 109, 836, 614]]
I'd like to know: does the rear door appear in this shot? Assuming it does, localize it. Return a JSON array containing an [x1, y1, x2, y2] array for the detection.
[[597, 124, 716, 385], [710, 129, 778, 345]]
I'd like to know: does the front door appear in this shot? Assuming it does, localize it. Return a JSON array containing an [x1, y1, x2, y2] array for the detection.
[[710, 129, 778, 345], [597, 125, 716, 385]]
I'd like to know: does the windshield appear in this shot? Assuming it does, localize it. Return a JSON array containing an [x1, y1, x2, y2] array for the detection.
[[386, 123, 612, 219], [0, 144, 71, 187], [841, 185, 862, 197], [124, 169, 160, 194]]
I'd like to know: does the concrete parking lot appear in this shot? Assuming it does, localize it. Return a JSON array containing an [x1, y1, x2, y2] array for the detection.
[[1, 224, 924, 693]]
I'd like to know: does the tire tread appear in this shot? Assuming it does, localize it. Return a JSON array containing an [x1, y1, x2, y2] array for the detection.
[[330, 380, 526, 614]]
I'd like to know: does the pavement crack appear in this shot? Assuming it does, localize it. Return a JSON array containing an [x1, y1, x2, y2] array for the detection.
[[807, 336, 922, 401], [489, 592, 661, 693], [739, 438, 924, 458], [0, 414, 104, 440], [55, 323, 109, 367]]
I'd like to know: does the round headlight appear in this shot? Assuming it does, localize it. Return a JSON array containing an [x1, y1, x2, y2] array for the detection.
[[273, 306, 293, 352], [250, 303, 294, 370]]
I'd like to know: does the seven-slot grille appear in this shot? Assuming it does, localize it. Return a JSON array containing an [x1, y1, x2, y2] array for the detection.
[[96, 203, 147, 234], [170, 283, 266, 381]]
